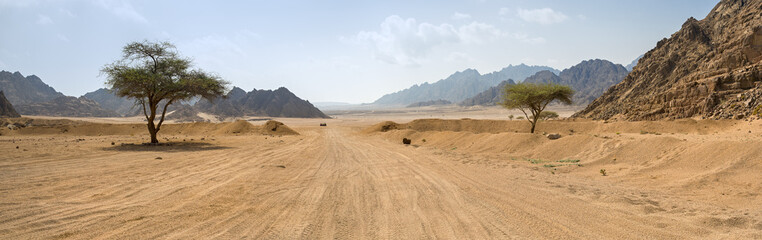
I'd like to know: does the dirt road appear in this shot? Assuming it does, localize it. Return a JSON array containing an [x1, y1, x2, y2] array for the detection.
[[0, 125, 757, 239]]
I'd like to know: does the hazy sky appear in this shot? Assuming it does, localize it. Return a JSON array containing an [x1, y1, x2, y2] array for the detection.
[[1, 0, 718, 103]]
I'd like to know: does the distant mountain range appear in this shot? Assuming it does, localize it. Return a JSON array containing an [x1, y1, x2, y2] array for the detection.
[[523, 59, 629, 105], [460, 59, 628, 106], [0, 71, 64, 105], [406, 99, 452, 108], [0, 71, 329, 119], [373, 64, 559, 105], [625, 55, 644, 71], [16, 96, 120, 117], [459, 79, 516, 106], [195, 87, 329, 119]]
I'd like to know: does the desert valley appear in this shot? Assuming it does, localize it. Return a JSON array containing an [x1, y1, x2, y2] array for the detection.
[[2, 0, 762, 239]]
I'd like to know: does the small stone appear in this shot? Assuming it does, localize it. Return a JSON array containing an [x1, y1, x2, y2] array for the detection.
[[547, 133, 562, 140], [155, 157, 163, 160]]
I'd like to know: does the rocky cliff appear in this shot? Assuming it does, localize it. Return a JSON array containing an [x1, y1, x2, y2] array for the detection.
[[575, 0, 762, 120], [0, 91, 20, 118]]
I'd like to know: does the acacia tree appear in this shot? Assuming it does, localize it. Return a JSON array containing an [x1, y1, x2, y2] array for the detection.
[[501, 83, 573, 133], [101, 40, 228, 143]]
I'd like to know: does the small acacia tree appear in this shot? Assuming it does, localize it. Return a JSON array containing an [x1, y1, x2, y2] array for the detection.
[[501, 83, 573, 133], [102, 40, 228, 143]]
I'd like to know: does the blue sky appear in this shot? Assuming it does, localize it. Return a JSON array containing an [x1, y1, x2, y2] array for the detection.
[[1, 0, 718, 103]]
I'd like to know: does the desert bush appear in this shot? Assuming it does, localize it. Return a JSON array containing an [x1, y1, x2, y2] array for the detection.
[[539, 111, 559, 120]]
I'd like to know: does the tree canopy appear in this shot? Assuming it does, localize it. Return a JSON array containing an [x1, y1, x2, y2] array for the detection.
[[501, 83, 573, 133], [101, 40, 228, 143]]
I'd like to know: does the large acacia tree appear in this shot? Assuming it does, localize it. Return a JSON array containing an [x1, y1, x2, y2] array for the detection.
[[502, 83, 574, 133], [102, 40, 228, 143]]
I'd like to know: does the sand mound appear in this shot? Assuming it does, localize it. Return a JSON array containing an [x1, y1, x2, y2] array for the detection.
[[363, 121, 400, 133], [365, 118, 737, 135], [214, 120, 258, 135], [259, 120, 299, 135], [0, 118, 301, 136]]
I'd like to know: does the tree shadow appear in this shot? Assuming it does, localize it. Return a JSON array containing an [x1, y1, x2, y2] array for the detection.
[[102, 142, 231, 152]]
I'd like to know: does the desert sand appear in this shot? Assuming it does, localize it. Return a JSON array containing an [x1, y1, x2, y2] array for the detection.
[[1, 107, 761, 239]]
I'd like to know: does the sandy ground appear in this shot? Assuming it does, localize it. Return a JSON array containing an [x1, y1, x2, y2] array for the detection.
[[1, 108, 761, 239]]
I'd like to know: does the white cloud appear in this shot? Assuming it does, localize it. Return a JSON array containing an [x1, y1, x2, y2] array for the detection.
[[517, 8, 568, 25], [451, 12, 471, 20], [94, 0, 148, 24], [36, 14, 53, 25], [344, 15, 505, 66], [577, 14, 587, 20]]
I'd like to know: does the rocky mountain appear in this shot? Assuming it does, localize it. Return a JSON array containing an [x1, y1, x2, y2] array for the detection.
[[0, 91, 21, 118], [625, 55, 644, 71], [522, 70, 563, 84], [16, 96, 120, 117], [82, 88, 137, 116], [459, 79, 516, 106], [0, 71, 64, 105], [195, 87, 329, 118], [373, 64, 559, 105], [406, 99, 452, 108], [575, 0, 762, 120], [524, 59, 629, 104]]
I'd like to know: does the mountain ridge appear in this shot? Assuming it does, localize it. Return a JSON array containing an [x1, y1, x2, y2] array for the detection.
[[373, 64, 559, 105]]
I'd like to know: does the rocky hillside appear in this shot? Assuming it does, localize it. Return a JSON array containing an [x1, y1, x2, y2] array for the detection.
[[575, 0, 762, 120], [196, 87, 329, 118], [16, 96, 120, 117], [0, 91, 20, 118], [82, 88, 137, 116], [406, 99, 452, 108], [459, 79, 516, 106], [373, 64, 559, 105], [0, 71, 64, 105], [524, 59, 629, 104]]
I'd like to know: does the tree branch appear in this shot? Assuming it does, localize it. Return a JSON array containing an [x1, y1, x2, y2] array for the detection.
[[156, 99, 173, 132]]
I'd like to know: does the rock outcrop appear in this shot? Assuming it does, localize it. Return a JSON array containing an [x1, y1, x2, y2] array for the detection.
[[458, 79, 516, 106], [406, 99, 452, 108], [0, 91, 20, 118], [575, 0, 762, 120], [196, 87, 329, 118], [524, 59, 629, 105], [373, 64, 559, 105], [16, 96, 120, 117], [0, 71, 64, 105]]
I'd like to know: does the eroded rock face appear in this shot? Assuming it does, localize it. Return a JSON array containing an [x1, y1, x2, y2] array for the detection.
[[574, 0, 762, 120]]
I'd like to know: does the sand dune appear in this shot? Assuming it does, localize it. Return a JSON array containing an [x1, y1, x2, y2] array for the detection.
[[0, 116, 761, 238]]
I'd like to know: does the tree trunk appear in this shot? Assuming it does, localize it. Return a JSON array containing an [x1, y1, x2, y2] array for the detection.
[[530, 120, 537, 133], [147, 121, 159, 143]]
